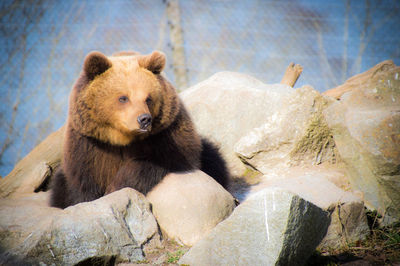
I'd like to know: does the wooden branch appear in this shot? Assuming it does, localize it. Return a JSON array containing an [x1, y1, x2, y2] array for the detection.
[[0, 126, 65, 198], [323, 60, 396, 100], [281, 62, 303, 87]]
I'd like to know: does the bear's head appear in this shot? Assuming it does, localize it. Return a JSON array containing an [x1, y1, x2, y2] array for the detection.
[[69, 50, 180, 145]]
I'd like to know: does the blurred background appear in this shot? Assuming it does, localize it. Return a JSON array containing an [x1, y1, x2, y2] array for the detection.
[[0, 0, 399, 177]]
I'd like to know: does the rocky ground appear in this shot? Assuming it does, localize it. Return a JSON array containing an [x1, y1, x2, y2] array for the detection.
[[117, 196, 400, 266], [119, 174, 400, 266], [121, 224, 400, 265], [130, 206, 400, 266], [1, 60, 399, 265]]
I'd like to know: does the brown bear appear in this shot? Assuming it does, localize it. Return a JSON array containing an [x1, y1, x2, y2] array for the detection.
[[50, 50, 229, 208]]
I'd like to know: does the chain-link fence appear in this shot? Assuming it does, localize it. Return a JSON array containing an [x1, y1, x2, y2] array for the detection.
[[1, 0, 399, 176]]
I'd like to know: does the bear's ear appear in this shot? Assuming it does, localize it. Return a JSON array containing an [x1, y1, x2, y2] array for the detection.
[[83, 51, 112, 80], [138, 51, 166, 74]]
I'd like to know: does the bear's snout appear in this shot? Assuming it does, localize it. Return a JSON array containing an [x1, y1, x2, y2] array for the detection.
[[137, 113, 152, 130]]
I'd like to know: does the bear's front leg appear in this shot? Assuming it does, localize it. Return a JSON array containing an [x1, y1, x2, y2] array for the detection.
[[106, 160, 168, 195]]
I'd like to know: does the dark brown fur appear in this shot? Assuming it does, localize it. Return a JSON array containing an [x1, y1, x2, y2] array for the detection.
[[50, 51, 229, 208]]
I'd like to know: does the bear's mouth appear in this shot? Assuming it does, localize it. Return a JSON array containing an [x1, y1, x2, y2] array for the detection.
[[136, 127, 151, 134]]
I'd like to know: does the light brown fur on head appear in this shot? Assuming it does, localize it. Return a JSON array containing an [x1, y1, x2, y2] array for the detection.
[[70, 51, 179, 146]]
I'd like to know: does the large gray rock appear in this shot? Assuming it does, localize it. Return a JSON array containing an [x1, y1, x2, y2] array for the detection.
[[147, 170, 235, 246], [323, 61, 400, 224], [249, 168, 369, 249], [0, 188, 160, 265], [234, 86, 337, 174], [180, 72, 294, 175], [179, 188, 330, 266]]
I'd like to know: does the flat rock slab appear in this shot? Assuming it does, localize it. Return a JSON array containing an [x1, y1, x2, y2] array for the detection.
[[0, 188, 160, 265], [147, 170, 236, 246], [250, 167, 360, 209], [179, 188, 330, 266]]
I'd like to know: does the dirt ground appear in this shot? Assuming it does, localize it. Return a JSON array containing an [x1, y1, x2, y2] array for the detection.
[[307, 215, 400, 266]]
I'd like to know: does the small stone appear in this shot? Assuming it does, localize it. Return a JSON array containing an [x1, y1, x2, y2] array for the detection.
[[147, 170, 235, 246]]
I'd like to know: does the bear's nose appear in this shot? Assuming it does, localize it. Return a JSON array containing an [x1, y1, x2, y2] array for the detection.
[[137, 114, 152, 130]]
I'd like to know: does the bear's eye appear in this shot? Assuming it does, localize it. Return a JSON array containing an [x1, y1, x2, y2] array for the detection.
[[146, 96, 152, 105], [119, 96, 129, 103]]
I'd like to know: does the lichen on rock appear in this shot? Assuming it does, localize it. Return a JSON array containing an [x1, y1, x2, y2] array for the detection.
[[234, 86, 338, 174], [290, 94, 339, 166]]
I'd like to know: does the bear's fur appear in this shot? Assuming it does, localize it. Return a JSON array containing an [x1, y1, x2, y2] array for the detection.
[[50, 50, 229, 208]]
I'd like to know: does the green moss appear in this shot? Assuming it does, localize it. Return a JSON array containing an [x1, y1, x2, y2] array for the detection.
[[242, 167, 262, 179]]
